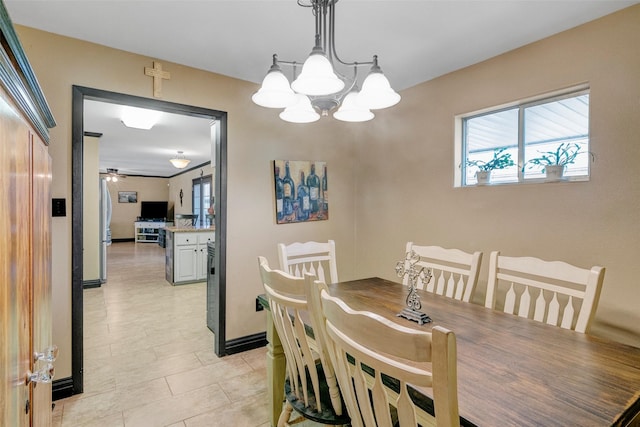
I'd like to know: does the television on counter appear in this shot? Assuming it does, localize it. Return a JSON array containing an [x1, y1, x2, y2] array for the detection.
[[139, 201, 168, 221]]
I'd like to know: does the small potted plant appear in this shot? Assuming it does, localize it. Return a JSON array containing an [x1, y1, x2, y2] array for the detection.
[[467, 147, 515, 185], [525, 142, 583, 181]]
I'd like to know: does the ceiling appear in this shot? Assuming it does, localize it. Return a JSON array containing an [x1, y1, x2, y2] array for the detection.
[[5, 0, 636, 177], [84, 100, 214, 178]]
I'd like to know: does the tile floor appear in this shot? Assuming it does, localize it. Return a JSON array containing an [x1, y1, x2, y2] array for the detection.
[[52, 242, 272, 427]]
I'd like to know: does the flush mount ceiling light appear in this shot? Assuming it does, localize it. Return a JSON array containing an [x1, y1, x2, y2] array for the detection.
[[252, 0, 400, 123], [121, 106, 162, 130], [169, 151, 191, 169]]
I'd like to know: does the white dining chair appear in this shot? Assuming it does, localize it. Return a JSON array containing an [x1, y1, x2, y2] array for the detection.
[[278, 240, 338, 284], [319, 287, 460, 427], [257, 257, 349, 427], [403, 242, 483, 303], [485, 251, 605, 333]]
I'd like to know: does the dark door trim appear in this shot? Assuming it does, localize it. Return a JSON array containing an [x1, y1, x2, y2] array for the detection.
[[70, 85, 228, 395]]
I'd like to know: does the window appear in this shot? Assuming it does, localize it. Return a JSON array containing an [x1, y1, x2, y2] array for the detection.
[[192, 175, 213, 226], [459, 88, 590, 186]]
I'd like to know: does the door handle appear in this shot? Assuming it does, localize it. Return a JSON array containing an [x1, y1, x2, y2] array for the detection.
[[33, 345, 58, 364], [26, 364, 55, 384]]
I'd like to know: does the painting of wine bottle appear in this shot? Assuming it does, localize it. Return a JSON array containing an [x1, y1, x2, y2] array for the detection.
[[273, 160, 328, 224]]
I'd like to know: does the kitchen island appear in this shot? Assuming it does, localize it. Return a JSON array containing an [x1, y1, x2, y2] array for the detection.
[[165, 226, 215, 285]]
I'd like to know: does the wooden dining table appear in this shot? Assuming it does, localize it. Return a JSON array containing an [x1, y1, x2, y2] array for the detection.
[[259, 277, 640, 427]]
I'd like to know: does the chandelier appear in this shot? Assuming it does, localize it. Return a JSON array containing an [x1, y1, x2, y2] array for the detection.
[[252, 0, 401, 123], [169, 151, 191, 169]]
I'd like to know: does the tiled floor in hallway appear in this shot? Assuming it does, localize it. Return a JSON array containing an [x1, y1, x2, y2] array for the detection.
[[52, 241, 270, 427]]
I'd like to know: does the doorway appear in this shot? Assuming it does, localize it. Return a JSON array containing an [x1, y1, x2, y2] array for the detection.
[[70, 86, 227, 395]]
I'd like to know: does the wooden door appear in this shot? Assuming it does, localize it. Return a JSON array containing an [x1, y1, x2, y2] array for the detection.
[[0, 92, 53, 426], [31, 133, 52, 426], [0, 91, 32, 426]]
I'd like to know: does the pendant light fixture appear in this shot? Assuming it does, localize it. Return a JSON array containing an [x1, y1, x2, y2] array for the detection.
[[252, 0, 400, 123], [169, 151, 191, 169]]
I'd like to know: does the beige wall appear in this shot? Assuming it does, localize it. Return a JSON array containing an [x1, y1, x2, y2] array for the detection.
[[104, 176, 170, 239], [354, 5, 640, 347], [16, 25, 360, 378]]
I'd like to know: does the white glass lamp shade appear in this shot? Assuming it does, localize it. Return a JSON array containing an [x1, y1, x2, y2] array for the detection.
[[358, 71, 401, 110], [333, 91, 374, 122], [252, 68, 296, 108], [279, 94, 320, 123], [169, 151, 191, 169], [291, 49, 345, 96], [170, 158, 191, 169]]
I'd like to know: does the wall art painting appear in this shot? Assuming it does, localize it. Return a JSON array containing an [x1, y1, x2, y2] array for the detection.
[[273, 160, 328, 224], [118, 191, 137, 203]]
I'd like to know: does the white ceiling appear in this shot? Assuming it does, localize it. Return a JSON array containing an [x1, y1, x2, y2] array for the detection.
[[84, 100, 214, 177], [5, 0, 636, 177]]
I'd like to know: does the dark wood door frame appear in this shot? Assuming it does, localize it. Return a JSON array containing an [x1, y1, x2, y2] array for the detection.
[[69, 85, 227, 395]]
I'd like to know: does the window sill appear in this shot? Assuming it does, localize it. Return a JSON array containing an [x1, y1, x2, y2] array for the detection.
[[460, 175, 590, 188]]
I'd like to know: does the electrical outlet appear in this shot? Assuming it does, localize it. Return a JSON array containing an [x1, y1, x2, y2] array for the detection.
[[255, 297, 264, 312]]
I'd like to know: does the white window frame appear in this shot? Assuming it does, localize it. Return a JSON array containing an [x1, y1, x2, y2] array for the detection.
[[454, 85, 591, 187]]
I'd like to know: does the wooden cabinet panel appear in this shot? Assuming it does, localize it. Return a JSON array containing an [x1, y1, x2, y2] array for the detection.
[[0, 92, 33, 427], [31, 134, 52, 427]]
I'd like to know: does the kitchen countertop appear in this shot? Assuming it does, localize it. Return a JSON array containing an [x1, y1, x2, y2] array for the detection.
[[165, 226, 215, 233]]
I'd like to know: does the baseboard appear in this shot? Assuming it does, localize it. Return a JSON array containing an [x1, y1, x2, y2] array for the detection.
[[52, 377, 74, 401], [224, 332, 266, 355], [112, 238, 135, 243], [82, 279, 102, 289]]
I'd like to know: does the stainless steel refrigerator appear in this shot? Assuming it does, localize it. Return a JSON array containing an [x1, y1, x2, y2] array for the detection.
[[100, 178, 112, 283]]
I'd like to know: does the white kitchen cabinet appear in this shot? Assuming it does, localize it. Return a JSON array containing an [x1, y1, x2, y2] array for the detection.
[[165, 229, 214, 285]]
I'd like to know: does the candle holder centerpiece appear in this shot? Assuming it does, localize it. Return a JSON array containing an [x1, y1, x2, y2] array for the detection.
[[395, 250, 432, 325]]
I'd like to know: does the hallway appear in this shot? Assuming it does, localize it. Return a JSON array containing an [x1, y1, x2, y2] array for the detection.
[[53, 242, 269, 426]]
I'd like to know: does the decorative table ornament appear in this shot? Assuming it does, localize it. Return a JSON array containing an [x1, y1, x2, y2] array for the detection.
[[395, 250, 433, 325]]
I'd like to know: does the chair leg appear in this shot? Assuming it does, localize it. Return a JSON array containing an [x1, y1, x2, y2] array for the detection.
[[277, 400, 294, 427], [325, 370, 344, 417]]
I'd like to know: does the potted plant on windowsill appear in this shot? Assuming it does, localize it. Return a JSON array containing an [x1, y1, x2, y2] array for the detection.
[[525, 142, 585, 181], [467, 148, 515, 185]]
